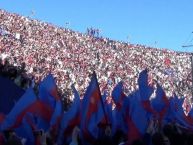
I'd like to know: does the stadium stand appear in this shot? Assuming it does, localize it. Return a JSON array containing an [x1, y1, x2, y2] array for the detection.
[[1, 9, 193, 145], [0, 9, 192, 101]]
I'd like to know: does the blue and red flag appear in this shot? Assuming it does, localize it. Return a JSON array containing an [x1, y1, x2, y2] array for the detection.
[[57, 84, 81, 145], [50, 100, 62, 127], [36, 101, 54, 131], [38, 74, 60, 109], [138, 69, 155, 115], [49, 100, 62, 142], [96, 90, 113, 140], [80, 72, 106, 140], [14, 113, 36, 145], [111, 82, 128, 135], [1, 88, 37, 130], [112, 81, 126, 110], [168, 95, 189, 126], [38, 74, 60, 131], [0, 76, 24, 114], [138, 69, 153, 101], [127, 91, 149, 145], [164, 96, 176, 123], [127, 69, 159, 144], [151, 83, 169, 121], [100, 91, 112, 126], [169, 95, 193, 130]]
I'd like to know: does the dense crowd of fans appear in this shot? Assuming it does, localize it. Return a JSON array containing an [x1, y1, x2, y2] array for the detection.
[[1, 9, 193, 145], [1, 115, 193, 145], [0, 9, 192, 101]]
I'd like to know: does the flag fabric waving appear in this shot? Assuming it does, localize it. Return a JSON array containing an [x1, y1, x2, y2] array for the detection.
[[14, 113, 36, 145], [111, 82, 128, 135], [0, 76, 24, 114], [138, 69, 155, 115], [57, 84, 81, 145], [151, 83, 169, 121], [111, 81, 126, 109], [49, 100, 62, 142], [138, 69, 153, 101], [39, 74, 60, 109], [169, 95, 193, 130], [127, 91, 149, 144], [100, 91, 112, 127], [38, 74, 60, 131], [1, 88, 37, 130], [80, 72, 106, 141], [50, 100, 62, 127]]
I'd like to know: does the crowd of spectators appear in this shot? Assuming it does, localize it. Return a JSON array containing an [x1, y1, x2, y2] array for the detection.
[[1, 115, 193, 145], [0, 9, 192, 102], [86, 27, 100, 37], [1, 9, 193, 145]]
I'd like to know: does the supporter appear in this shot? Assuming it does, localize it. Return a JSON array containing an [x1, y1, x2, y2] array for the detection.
[[69, 126, 81, 145], [3, 130, 22, 145]]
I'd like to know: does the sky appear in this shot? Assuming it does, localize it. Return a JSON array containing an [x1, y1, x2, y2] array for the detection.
[[0, 0, 193, 52]]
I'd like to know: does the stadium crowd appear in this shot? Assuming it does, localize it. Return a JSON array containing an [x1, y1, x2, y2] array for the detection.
[[1, 9, 193, 145], [1, 119, 193, 145], [0, 9, 192, 100]]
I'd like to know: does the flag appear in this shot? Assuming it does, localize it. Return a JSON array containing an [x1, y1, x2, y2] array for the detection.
[[111, 82, 128, 135], [50, 100, 62, 127], [38, 74, 60, 131], [96, 91, 113, 139], [1, 88, 37, 130], [57, 84, 81, 145], [138, 69, 154, 101], [49, 100, 62, 142], [1, 87, 53, 132], [111, 81, 126, 110], [127, 91, 149, 144], [81, 72, 105, 140], [169, 95, 193, 130], [151, 84, 169, 121], [29, 100, 53, 124], [14, 113, 36, 145], [39, 74, 60, 109], [0, 76, 24, 114], [138, 69, 155, 115], [35, 100, 54, 131], [168, 95, 189, 127], [100, 91, 112, 126]]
